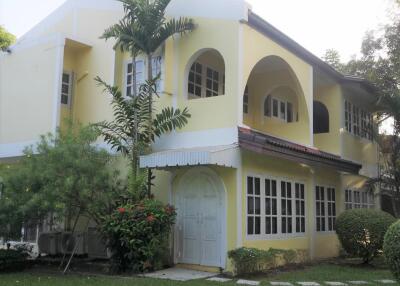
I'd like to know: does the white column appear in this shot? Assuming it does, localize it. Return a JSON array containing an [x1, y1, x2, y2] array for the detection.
[[308, 168, 316, 260]]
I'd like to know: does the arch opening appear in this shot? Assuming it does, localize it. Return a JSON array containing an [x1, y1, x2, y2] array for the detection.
[[186, 49, 226, 100], [242, 55, 310, 144]]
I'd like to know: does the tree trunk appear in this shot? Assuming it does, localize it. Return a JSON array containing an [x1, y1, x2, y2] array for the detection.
[[147, 53, 153, 198], [131, 53, 139, 185]]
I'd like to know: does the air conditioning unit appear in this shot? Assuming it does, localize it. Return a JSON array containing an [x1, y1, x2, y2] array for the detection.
[[60, 232, 87, 256], [87, 227, 110, 259], [38, 232, 61, 255]]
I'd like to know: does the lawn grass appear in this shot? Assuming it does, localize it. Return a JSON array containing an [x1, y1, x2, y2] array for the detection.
[[0, 263, 397, 286], [263, 263, 397, 284]]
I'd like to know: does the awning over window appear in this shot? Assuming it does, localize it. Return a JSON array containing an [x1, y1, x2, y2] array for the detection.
[[140, 145, 240, 169]]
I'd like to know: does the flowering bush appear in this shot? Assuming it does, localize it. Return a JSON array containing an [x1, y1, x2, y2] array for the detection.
[[100, 199, 176, 273]]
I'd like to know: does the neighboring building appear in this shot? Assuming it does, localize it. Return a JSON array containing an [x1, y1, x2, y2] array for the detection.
[[0, 0, 380, 271]]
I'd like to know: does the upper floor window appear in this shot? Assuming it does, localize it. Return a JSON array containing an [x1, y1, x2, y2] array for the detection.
[[125, 56, 163, 97], [61, 72, 73, 106], [187, 49, 225, 100], [345, 100, 373, 140], [264, 95, 294, 123], [243, 85, 249, 114], [151, 56, 162, 92], [125, 60, 144, 97], [345, 189, 374, 209], [246, 175, 306, 238]]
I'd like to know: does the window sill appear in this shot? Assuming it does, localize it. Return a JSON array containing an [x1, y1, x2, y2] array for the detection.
[[187, 94, 227, 101], [246, 233, 307, 241], [315, 231, 336, 236], [343, 130, 374, 143]]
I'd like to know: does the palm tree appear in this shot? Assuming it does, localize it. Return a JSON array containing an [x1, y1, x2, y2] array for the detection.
[[103, 0, 194, 121], [95, 77, 190, 198], [101, 0, 194, 194]]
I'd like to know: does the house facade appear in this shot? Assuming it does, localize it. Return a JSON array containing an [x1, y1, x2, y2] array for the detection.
[[0, 0, 380, 271]]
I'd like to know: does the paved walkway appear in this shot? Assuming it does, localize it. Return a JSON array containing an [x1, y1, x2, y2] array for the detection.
[[141, 268, 397, 285]]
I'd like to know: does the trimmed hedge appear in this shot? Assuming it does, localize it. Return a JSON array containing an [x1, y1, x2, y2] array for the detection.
[[228, 247, 308, 276], [336, 209, 396, 263], [384, 220, 400, 280], [0, 249, 30, 272]]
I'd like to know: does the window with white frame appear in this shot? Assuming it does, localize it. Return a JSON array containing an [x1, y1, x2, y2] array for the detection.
[[265, 178, 278, 234], [281, 181, 293, 234], [247, 176, 261, 235], [125, 60, 144, 97], [345, 189, 375, 209], [354, 190, 361, 208], [295, 183, 306, 233], [315, 186, 326, 232], [316, 186, 336, 232], [345, 189, 353, 210], [327, 188, 336, 231], [61, 72, 73, 106], [243, 85, 249, 114], [188, 61, 224, 99], [264, 96, 294, 123], [151, 56, 162, 92], [344, 100, 374, 140], [247, 175, 306, 238]]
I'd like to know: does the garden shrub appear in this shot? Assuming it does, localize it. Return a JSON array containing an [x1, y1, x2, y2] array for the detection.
[[0, 249, 30, 272], [228, 247, 307, 276], [383, 220, 400, 280], [336, 209, 396, 263], [100, 199, 176, 273]]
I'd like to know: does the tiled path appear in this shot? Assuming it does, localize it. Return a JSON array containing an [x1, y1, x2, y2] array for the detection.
[[205, 278, 398, 286]]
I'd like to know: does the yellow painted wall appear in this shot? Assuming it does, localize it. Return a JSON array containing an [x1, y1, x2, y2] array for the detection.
[[241, 150, 342, 259], [313, 84, 342, 156], [0, 41, 60, 144]]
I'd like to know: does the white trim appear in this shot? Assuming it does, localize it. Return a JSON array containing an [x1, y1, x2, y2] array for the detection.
[[140, 145, 240, 169], [52, 35, 66, 134], [153, 127, 238, 151], [236, 150, 243, 247], [308, 66, 314, 147], [173, 167, 227, 268], [238, 24, 245, 127], [166, 0, 250, 21]]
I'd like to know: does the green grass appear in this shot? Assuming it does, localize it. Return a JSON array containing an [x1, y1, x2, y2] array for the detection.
[[263, 264, 397, 285], [0, 264, 397, 286]]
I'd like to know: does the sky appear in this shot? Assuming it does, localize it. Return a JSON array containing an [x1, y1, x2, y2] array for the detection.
[[0, 0, 395, 62]]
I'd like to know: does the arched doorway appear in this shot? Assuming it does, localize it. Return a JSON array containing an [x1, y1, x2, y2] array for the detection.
[[174, 167, 226, 268]]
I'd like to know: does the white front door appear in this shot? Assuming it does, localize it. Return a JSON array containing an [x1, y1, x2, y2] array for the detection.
[[176, 169, 224, 267]]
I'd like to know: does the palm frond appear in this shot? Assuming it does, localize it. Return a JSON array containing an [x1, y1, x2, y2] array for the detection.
[[152, 107, 191, 141]]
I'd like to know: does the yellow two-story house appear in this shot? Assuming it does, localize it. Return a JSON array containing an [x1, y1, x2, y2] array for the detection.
[[0, 0, 380, 271]]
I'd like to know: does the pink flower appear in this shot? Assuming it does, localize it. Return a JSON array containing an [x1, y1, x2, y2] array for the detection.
[[118, 207, 126, 214]]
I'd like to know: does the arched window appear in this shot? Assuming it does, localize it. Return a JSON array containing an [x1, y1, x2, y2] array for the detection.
[[263, 88, 297, 123], [314, 101, 330, 134], [187, 50, 225, 99]]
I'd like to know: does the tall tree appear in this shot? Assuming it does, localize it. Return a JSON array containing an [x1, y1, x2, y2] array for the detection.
[[101, 0, 194, 194], [0, 26, 16, 51], [322, 49, 345, 72], [103, 0, 194, 132], [327, 3, 400, 216]]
